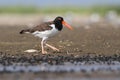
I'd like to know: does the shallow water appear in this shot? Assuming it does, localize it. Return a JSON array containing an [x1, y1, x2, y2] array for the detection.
[[1, 60, 120, 80], [0, 62, 120, 73]]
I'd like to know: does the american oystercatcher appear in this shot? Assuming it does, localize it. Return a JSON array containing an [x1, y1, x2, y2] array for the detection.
[[20, 16, 73, 54]]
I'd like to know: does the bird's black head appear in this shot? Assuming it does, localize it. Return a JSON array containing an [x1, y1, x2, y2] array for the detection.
[[53, 16, 64, 31], [54, 16, 64, 22]]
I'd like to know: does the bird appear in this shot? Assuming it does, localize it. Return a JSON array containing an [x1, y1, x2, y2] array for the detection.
[[20, 16, 73, 54]]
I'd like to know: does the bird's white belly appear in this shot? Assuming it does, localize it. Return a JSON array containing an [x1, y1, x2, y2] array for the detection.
[[32, 28, 59, 38]]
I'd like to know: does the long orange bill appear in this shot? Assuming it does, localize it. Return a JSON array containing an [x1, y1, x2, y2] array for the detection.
[[62, 21, 73, 30]]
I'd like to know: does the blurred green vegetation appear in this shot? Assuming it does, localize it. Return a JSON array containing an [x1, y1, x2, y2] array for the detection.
[[0, 6, 120, 15], [0, 6, 39, 14]]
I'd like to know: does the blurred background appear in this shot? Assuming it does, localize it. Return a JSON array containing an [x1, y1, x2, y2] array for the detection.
[[1, 1, 120, 80], [0, 0, 120, 27]]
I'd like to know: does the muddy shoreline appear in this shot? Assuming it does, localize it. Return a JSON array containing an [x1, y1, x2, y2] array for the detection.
[[0, 24, 120, 79]]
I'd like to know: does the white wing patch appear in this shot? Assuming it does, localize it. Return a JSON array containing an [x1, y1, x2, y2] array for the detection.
[[32, 24, 59, 38]]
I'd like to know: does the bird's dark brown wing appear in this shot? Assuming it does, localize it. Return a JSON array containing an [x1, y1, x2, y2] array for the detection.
[[20, 21, 54, 34], [30, 21, 54, 33]]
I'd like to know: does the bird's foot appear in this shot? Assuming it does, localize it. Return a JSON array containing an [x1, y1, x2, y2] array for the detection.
[[42, 50, 48, 54], [45, 43, 60, 52], [52, 47, 60, 52]]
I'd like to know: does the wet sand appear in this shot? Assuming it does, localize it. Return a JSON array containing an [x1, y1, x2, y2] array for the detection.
[[0, 72, 120, 80], [0, 24, 120, 55]]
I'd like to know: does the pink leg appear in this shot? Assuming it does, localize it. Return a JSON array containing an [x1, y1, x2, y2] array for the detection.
[[45, 43, 59, 51], [41, 38, 47, 54]]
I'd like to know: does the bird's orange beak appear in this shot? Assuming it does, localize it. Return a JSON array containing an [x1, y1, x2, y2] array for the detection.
[[62, 21, 73, 30]]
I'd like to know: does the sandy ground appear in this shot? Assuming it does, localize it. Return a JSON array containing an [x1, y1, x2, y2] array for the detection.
[[0, 24, 120, 55], [0, 23, 120, 80], [0, 72, 120, 80]]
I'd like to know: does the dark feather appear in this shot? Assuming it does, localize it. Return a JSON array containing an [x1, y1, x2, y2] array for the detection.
[[20, 21, 53, 34]]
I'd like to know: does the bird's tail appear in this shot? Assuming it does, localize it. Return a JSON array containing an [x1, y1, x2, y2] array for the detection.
[[19, 29, 31, 34]]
